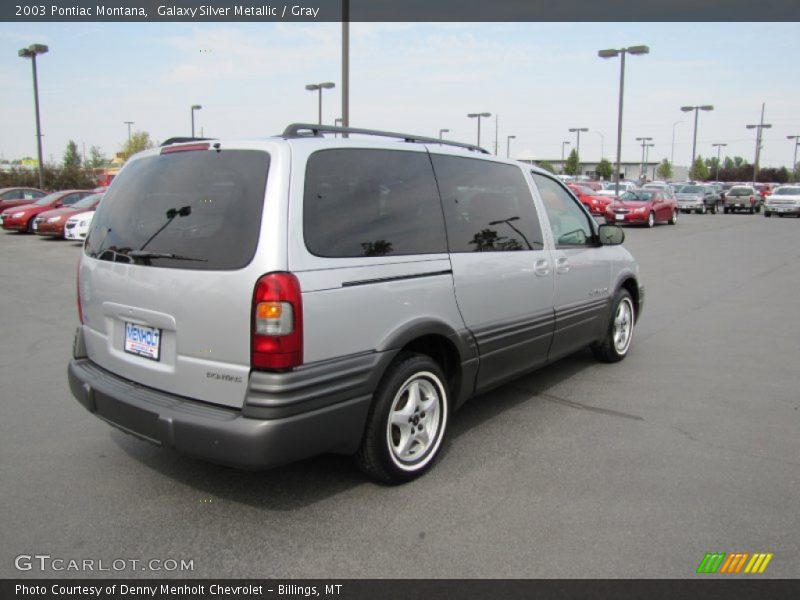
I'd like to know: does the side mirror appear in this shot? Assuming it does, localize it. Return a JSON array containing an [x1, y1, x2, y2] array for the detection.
[[597, 224, 625, 246]]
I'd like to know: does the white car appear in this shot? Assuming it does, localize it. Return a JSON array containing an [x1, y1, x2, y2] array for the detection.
[[64, 210, 95, 240], [764, 185, 800, 217], [597, 181, 637, 197]]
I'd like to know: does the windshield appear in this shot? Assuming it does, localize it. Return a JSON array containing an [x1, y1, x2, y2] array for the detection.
[[34, 192, 62, 206], [620, 191, 655, 202], [71, 193, 102, 209], [680, 185, 703, 194], [84, 149, 270, 270], [773, 187, 800, 196]]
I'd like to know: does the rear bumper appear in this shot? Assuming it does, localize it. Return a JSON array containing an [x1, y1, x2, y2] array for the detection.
[[68, 357, 374, 470]]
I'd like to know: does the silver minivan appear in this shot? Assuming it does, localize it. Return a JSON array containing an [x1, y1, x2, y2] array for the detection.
[[68, 124, 644, 483]]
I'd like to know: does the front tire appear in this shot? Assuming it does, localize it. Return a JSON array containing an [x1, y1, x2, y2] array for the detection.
[[355, 353, 450, 484], [700, 204, 707, 215], [669, 209, 678, 225], [765, 211, 771, 218], [592, 289, 635, 363], [647, 212, 655, 228]]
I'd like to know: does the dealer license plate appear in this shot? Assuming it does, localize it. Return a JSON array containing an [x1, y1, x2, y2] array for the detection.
[[615, 214, 625, 221], [124, 322, 162, 361]]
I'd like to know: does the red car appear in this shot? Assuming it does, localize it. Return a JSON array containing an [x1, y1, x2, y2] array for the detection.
[[34, 192, 103, 238], [568, 184, 612, 215], [604, 189, 679, 228], [1, 190, 93, 233], [0, 187, 47, 213]]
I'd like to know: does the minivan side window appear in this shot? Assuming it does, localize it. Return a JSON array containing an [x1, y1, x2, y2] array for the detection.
[[532, 173, 595, 247], [431, 155, 544, 252], [303, 149, 446, 258]]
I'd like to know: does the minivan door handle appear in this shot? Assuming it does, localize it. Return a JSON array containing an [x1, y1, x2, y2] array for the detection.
[[533, 259, 550, 277], [556, 257, 570, 274]]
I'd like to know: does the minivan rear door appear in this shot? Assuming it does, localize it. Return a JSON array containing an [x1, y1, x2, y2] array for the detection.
[[79, 143, 279, 408]]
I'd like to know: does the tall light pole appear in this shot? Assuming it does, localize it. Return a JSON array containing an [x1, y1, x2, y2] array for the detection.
[[190, 105, 202, 137], [747, 104, 771, 184], [681, 104, 714, 175], [124, 121, 134, 142], [18, 43, 48, 190], [788, 135, 800, 182], [467, 112, 491, 147], [636, 136, 653, 181], [568, 127, 588, 178], [644, 143, 655, 181], [439, 128, 450, 140], [334, 117, 343, 138], [594, 130, 605, 160], [341, 0, 349, 135], [561, 141, 570, 173], [671, 120, 683, 166], [305, 82, 335, 125], [598, 45, 650, 198], [506, 135, 516, 158], [712, 143, 727, 182]]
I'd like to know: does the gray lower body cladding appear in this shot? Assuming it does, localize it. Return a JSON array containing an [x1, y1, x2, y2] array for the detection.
[[67, 355, 386, 470]]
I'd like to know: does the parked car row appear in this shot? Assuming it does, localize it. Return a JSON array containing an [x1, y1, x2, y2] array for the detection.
[[0, 187, 102, 239]]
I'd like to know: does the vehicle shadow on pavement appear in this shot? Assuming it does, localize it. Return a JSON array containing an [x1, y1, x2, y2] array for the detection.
[[111, 349, 601, 509]]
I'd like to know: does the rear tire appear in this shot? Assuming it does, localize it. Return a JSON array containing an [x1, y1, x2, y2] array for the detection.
[[355, 353, 450, 484], [592, 289, 635, 363], [765, 211, 771, 218]]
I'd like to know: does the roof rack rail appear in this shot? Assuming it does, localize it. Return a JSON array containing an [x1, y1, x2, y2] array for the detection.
[[281, 123, 489, 154], [160, 137, 215, 147]]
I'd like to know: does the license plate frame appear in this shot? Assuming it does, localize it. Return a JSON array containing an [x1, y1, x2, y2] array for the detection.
[[124, 322, 162, 361]]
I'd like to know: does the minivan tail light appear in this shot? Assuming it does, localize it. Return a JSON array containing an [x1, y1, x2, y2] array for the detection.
[[251, 272, 303, 370]]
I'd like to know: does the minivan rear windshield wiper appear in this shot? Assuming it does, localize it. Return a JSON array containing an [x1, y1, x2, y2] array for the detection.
[[128, 250, 207, 262]]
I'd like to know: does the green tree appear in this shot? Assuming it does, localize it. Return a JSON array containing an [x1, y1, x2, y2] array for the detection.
[[595, 158, 613, 180], [563, 148, 579, 176], [120, 131, 155, 161], [733, 156, 745, 168], [63, 140, 81, 168], [656, 159, 673, 181], [723, 156, 735, 170], [87, 145, 107, 168], [689, 156, 710, 181], [537, 160, 556, 174]]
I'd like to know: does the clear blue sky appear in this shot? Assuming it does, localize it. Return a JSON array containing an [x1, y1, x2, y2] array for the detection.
[[2, 22, 799, 168]]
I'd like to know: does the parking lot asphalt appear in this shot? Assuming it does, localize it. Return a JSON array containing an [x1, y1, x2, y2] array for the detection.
[[1, 212, 799, 579]]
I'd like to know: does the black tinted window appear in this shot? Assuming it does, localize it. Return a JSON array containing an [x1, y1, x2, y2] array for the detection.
[[85, 149, 269, 270], [431, 155, 544, 252], [304, 149, 446, 257]]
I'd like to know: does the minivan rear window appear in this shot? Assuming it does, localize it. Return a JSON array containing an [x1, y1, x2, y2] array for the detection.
[[84, 149, 269, 270]]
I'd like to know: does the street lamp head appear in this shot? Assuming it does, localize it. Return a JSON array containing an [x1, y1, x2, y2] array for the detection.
[[508, 135, 516, 140], [305, 84, 319, 91], [569, 127, 588, 132], [467, 112, 491, 118], [19, 44, 49, 58], [192, 104, 202, 110], [626, 45, 650, 55], [597, 49, 620, 58], [700, 105, 714, 111], [636, 137, 653, 141], [680, 106, 694, 112], [320, 82, 335, 89]]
